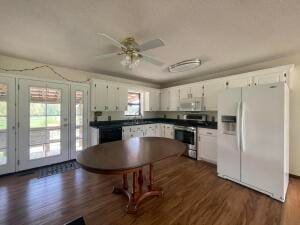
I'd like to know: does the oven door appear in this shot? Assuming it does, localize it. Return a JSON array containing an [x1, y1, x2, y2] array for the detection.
[[174, 127, 196, 150]]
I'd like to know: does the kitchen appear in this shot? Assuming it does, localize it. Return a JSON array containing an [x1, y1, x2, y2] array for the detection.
[[89, 65, 291, 170], [1, 1, 300, 224]]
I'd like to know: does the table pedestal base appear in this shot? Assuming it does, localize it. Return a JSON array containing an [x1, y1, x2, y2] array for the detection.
[[112, 164, 163, 213]]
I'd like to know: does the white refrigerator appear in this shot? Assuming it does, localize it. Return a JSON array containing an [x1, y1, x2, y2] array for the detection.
[[217, 82, 289, 202]]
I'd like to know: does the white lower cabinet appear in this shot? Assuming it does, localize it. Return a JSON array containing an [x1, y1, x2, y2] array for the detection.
[[122, 123, 174, 140], [197, 128, 217, 164], [164, 124, 174, 139]]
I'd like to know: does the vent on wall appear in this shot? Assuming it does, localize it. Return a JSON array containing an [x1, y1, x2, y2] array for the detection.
[[168, 59, 201, 73]]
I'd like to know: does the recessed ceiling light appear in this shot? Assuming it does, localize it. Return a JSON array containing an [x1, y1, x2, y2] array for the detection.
[[168, 58, 201, 73]]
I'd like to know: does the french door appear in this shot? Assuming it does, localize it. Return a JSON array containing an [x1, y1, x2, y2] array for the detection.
[[18, 79, 69, 171], [70, 85, 89, 159], [0, 76, 16, 175]]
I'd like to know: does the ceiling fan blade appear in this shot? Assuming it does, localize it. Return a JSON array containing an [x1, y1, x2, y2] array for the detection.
[[139, 53, 164, 66], [95, 52, 121, 59], [139, 39, 165, 52], [97, 33, 127, 49]]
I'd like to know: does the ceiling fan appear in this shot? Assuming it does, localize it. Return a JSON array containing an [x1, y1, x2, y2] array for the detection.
[[96, 33, 165, 69]]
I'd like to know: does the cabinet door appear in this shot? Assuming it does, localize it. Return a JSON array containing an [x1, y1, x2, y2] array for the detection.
[[117, 86, 128, 111], [159, 124, 165, 137], [122, 126, 131, 140], [198, 135, 217, 163], [90, 127, 99, 146], [145, 90, 160, 111], [160, 89, 169, 111], [179, 86, 191, 99], [253, 72, 286, 86], [226, 76, 252, 89], [91, 81, 107, 111], [151, 90, 160, 111], [106, 84, 116, 111], [135, 125, 144, 137], [145, 125, 156, 137], [154, 124, 160, 137], [203, 79, 225, 111], [190, 83, 203, 98], [164, 125, 174, 139], [169, 87, 180, 111]]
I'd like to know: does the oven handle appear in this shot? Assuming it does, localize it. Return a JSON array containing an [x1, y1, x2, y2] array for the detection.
[[174, 126, 196, 132]]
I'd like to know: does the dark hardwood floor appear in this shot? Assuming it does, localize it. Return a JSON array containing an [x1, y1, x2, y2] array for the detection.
[[0, 157, 299, 225]]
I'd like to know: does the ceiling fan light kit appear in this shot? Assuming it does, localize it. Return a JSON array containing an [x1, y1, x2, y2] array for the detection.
[[168, 59, 202, 73], [97, 33, 165, 69]]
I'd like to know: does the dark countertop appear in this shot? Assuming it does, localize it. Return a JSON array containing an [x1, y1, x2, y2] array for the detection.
[[90, 118, 218, 130]]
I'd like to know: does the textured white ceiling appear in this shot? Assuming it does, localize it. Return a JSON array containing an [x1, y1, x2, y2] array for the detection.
[[1, 0, 300, 85]]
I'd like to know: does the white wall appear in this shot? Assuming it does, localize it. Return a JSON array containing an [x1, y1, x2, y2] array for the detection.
[[0, 54, 159, 88]]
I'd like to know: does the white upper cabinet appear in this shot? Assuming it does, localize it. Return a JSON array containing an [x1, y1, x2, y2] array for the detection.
[[106, 84, 117, 111], [179, 85, 191, 99], [91, 65, 293, 113], [116, 86, 128, 111], [91, 80, 107, 111], [91, 80, 128, 112], [169, 87, 180, 111], [203, 79, 225, 111], [253, 72, 287, 86], [190, 82, 204, 98], [144, 89, 160, 111], [160, 89, 170, 111], [225, 75, 252, 88], [160, 87, 180, 111], [179, 83, 203, 99]]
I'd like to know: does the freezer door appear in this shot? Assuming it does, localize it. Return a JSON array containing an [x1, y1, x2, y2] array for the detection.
[[217, 88, 242, 181], [241, 83, 285, 199]]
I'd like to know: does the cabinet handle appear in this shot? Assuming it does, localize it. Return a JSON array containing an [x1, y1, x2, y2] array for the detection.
[[206, 132, 213, 135]]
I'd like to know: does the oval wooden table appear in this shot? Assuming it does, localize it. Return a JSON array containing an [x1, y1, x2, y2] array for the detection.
[[77, 137, 186, 213]]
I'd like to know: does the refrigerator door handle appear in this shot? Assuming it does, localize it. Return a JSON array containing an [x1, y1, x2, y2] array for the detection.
[[236, 101, 242, 151], [241, 102, 246, 152]]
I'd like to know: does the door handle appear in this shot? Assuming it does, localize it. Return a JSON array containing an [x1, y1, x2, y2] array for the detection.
[[236, 101, 242, 152], [241, 102, 246, 152]]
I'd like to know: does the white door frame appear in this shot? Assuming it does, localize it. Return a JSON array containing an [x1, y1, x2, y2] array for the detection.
[[0, 76, 16, 175], [17, 79, 69, 171]]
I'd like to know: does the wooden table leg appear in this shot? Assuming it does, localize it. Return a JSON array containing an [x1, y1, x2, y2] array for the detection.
[[113, 165, 163, 214], [123, 173, 128, 190]]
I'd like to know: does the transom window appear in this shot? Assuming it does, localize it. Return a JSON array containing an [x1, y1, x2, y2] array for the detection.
[[125, 92, 141, 116]]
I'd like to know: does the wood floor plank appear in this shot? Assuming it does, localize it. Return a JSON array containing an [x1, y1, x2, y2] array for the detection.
[[0, 157, 299, 225]]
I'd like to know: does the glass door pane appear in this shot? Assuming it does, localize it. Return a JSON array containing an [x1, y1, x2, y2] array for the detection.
[[70, 85, 88, 159], [75, 91, 84, 151], [18, 79, 69, 171], [0, 84, 8, 165], [0, 76, 16, 175], [29, 87, 62, 160]]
